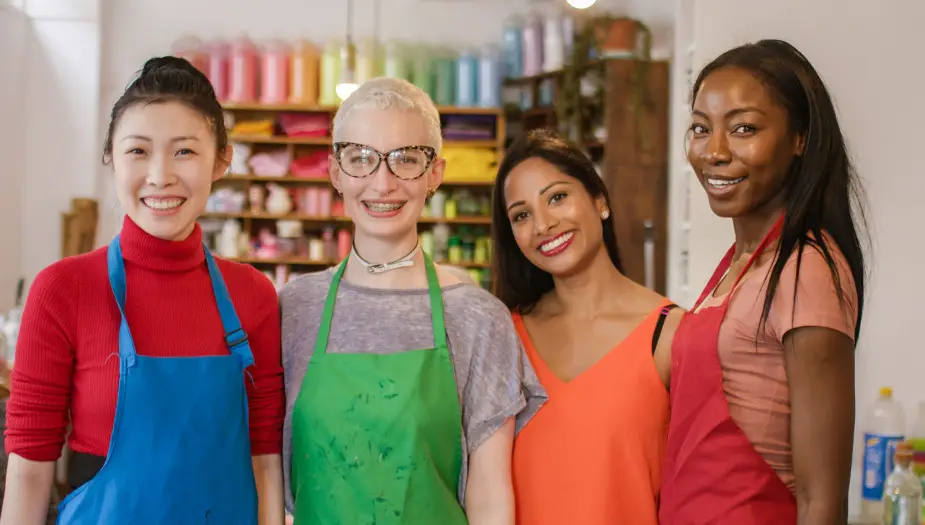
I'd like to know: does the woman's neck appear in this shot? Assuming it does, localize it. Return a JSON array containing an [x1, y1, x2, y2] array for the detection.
[[732, 207, 785, 260], [540, 246, 630, 319], [342, 229, 426, 289], [120, 215, 204, 272]]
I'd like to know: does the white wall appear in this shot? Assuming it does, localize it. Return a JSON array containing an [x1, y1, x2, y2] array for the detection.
[[21, 1, 101, 288], [2, 0, 102, 309], [668, 0, 925, 513], [0, 4, 27, 311]]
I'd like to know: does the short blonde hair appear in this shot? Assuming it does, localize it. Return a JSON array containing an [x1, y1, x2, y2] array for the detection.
[[332, 77, 443, 153]]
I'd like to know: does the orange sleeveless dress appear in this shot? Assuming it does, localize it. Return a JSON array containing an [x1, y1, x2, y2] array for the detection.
[[511, 304, 671, 525]]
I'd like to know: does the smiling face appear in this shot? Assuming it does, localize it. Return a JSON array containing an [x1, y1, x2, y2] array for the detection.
[[503, 157, 608, 277], [329, 107, 444, 241], [687, 66, 805, 218], [111, 101, 229, 241]]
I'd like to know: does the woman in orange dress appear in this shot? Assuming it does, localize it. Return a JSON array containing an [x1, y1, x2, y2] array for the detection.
[[491, 129, 684, 525]]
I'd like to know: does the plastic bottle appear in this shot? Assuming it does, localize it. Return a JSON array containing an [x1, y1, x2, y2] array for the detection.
[[882, 440, 922, 525], [228, 37, 258, 104], [434, 50, 456, 107], [521, 12, 544, 77], [260, 40, 291, 105], [319, 39, 342, 106], [561, 12, 576, 65], [909, 401, 925, 523], [861, 387, 907, 520], [289, 40, 320, 106], [410, 47, 434, 99], [477, 45, 501, 108], [542, 12, 564, 72], [383, 41, 407, 80], [355, 38, 378, 85], [455, 49, 478, 107], [204, 40, 230, 102], [501, 16, 523, 79]]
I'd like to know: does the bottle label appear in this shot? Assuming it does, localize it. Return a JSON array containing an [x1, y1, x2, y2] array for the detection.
[[863, 432, 905, 501]]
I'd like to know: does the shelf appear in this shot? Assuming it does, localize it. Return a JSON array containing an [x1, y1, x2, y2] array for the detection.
[[222, 103, 502, 116], [200, 212, 492, 225], [228, 134, 330, 145], [218, 174, 495, 186], [227, 134, 498, 148], [502, 59, 605, 87], [232, 256, 491, 269]]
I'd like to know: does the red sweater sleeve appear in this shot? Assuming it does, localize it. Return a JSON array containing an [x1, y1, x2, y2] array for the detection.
[[5, 260, 79, 461], [234, 265, 285, 456]]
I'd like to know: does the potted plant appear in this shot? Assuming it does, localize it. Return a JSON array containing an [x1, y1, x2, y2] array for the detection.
[[556, 14, 653, 148]]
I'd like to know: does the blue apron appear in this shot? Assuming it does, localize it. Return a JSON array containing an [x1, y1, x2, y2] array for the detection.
[[56, 235, 259, 525]]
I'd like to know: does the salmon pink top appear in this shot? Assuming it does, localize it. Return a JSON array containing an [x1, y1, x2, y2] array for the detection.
[[511, 304, 671, 525], [695, 238, 858, 491]]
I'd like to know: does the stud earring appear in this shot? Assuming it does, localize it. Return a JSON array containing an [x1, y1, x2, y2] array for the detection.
[[601, 210, 610, 220]]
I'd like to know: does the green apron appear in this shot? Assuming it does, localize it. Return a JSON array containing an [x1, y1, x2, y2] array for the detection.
[[290, 253, 468, 525]]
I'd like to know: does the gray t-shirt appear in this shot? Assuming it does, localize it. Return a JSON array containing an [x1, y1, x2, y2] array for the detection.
[[279, 267, 548, 511]]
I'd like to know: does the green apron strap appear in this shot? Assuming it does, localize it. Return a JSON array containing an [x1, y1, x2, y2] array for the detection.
[[313, 258, 348, 357], [315, 254, 446, 356], [422, 253, 448, 350]]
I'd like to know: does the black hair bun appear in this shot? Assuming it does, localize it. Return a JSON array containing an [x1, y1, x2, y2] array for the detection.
[[137, 55, 215, 97], [141, 56, 200, 78]]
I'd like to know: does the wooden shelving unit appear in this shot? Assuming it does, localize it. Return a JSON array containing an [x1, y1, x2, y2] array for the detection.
[[202, 104, 504, 288], [502, 58, 671, 294]]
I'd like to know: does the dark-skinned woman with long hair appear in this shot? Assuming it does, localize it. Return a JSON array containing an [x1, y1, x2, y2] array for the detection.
[[491, 129, 684, 525], [658, 39, 867, 525]]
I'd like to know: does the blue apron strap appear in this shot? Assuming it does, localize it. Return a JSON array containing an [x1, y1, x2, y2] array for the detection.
[[203, 246, 255, 369], [107, 235, 138, 368]]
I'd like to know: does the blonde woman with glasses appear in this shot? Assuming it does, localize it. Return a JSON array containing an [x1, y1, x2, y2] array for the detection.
[[279, 77, 546, 525]]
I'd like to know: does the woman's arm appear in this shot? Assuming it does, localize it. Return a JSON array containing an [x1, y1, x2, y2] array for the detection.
[[773, 244, 858, 525], [465, 418, 515, 525], [1, 264, 78, 525], [0, 455, 56, 525], [785, 326, 854, 525], [253, 454, 285, 525], [240, 268, 287, 525]]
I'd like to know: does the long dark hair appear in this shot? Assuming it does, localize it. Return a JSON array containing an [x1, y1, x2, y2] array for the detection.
[[693, 39, 867, 340], [103, 56, 227, 164], [491, 129, 623, 313]]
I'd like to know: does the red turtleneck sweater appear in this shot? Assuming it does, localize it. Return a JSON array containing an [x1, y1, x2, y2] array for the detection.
[[4, 216, 285, 460]]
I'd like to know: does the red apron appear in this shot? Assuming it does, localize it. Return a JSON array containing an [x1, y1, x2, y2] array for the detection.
[[659, 217, 797, 525]]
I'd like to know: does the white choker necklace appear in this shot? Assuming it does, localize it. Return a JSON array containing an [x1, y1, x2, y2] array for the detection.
[[352, 241, 420, 274]]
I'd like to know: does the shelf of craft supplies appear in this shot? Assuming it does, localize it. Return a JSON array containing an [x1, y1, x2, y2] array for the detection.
[[200, 212, 491, 226], [223, 103, 505, 149], [229, 135, 498, 149], [218, 174, 494, 187], [223, 103, 503, 116]]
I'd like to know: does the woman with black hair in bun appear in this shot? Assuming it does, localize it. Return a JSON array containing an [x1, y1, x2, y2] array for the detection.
[[1, 57, 286, 525]]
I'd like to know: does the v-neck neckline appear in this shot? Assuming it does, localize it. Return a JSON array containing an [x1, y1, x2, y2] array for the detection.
[[513, 309, 657, 389]]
